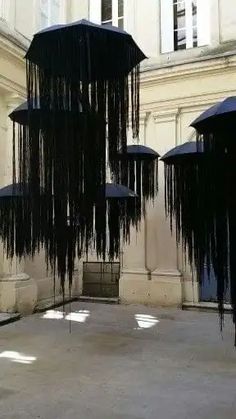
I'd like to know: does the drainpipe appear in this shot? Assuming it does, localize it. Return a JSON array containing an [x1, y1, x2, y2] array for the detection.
[[144, 215, 152, 281]]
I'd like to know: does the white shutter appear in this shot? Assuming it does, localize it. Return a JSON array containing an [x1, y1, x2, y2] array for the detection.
[[51, 0, 60, 24], [40, 0, 49, 14], [160, 0, 174, 53], [197, 0, 210, 46], [186, 0, 193, 49], [0, 0, 3, 19], [89, 0, 102, 24], [112, 0, 118, 26]]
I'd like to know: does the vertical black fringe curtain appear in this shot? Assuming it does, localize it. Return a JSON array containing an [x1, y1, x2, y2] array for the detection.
[[196, 128, 236, 343], [117, 145, 159, 219], [9, 20, 146, 293], [163, 134, 235, 343]]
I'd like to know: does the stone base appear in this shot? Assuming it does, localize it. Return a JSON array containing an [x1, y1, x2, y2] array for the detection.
[[0, 273, 37, 314], [119, 269, 182, 306]]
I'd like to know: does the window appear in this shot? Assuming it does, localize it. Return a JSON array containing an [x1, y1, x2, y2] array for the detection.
[[40, 0, 60, 29], [173, 0, 197, 50], [90, 0, 124, 29], [161, 0, 209, 53]]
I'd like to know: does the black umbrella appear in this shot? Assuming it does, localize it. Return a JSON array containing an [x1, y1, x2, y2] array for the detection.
[[117, 144, 159, 203], [162, 142, 230, 335], [26, 20, 146, 81], [191, 96, 236, 134], [105, 183, 137, 198], [0, 183, 25, 197], [120, 145, 159, 160], [95, 183, 139, 261], [191, 102, 236, 343], [161, 141, 203, 163]]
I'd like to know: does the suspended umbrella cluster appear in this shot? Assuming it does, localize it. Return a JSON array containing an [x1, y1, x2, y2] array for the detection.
[[163, 97, 236, 343], [2, 20, 159, 295]]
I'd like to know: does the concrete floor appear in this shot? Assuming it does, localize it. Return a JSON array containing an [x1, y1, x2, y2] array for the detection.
[[0, 302, 236, 419]]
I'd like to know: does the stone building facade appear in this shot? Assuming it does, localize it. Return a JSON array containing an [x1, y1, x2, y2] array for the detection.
[[0, 0, 236, 313]]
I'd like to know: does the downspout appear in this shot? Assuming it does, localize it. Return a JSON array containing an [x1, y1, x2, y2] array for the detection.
[[143, 112, 152, 281], [144, 215, 152, 280]]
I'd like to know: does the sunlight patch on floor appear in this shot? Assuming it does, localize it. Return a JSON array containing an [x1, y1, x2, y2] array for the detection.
[[0, 351, 37, 364], [42, 309, 90, 323], [134, 314, 159, 330]]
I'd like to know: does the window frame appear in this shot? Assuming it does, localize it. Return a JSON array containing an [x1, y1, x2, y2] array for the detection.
[[101, 0, 124, 28], [40, 0, 60, 29], [161, 0, 209, 54], [173, 0, 198, 51]]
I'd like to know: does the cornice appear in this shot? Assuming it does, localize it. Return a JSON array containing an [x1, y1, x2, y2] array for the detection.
[[0, 32, 26, 65], [140, 54, 236, 88], [0, 74, 25, 97], [140, 89, 236, 116]]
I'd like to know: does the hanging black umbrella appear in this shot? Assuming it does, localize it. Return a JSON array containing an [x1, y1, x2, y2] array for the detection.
[[95, 182, 139, 261], [162, 142, 231, 346], [26, 20, 146, 81], [191, 102, 236, 343], [121, 145, 159, 160], [191, 96, 236, 134], [161, 141, 210, 268], [161, 141, 203, 163], [117, 144, 159, 203], [105, 183, 138, 198]]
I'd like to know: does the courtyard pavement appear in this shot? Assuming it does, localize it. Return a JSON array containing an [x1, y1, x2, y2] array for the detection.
[[0, 302, 235, 419]]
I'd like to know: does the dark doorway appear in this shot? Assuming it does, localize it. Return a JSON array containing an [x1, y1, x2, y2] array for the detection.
[[83, 261, 120, 298], [200, 265, 230, 303]]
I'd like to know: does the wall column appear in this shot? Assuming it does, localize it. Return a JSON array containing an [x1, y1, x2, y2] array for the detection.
[[0, 93, 37, 314], [146, 110, 182, 306], [119, 112, 151, 303]]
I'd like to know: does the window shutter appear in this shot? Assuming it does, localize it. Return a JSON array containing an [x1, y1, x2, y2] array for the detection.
[[0, 1, 3, 19], [160, 0, 174, 53], [51, 0, 60, 24], [197, 0, 210, 46], [90, 0, 102, 24]]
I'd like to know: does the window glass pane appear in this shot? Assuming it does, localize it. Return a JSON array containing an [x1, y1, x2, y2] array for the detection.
[[174, 29, 186, 50], [118, 0, 124, 17], [173, 1, 185, 31], [193, 26, 198, 47], [118, 17, 124, 29], [192, 0, 197, 26], [102, 0, 112, 22]]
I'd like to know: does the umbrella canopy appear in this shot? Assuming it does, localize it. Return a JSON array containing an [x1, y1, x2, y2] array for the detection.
[[105, 183, 137, 199], [26, 19, 146, 80], [9, 100, 84, 125], [191, 96, 236, 134], [0, 183, 26, 198], [9, 102, 40, 126], [117, 145, 159, 203], [161, 141, 204, 163], [119, 145, 159, 160]]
